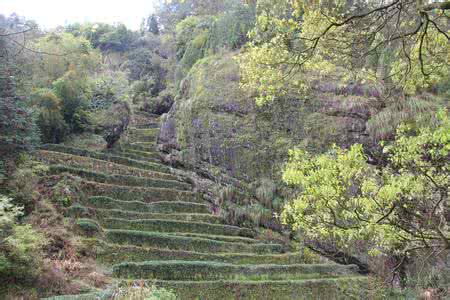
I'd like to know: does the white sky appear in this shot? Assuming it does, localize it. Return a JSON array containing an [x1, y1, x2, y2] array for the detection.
[[0, 0, 157, 30]]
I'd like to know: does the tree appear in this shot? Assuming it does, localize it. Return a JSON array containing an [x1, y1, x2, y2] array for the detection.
[[240, 0, 450, 103], [282, 110, 449, 282], [147, 14, 160, 35], [31, 89, 67, 143], [0, 70, 39, 176], [53, 67, 92, 133], [32, 32, 101, 86]]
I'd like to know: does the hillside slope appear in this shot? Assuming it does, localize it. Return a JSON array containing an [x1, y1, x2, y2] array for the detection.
[[41, 111, 367, 300]]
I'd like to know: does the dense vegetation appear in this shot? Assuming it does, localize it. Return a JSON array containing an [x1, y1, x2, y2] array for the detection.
[[0, 0, 448, 299]]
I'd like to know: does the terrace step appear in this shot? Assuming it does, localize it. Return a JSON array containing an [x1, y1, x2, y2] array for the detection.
[[80, 181, 200, 203], [41, 144, 171, 174], [126, 128, 159, 143], [112, 261, 359, 281], [120, 142, 157, 152], [148, 278, 368, 300], [169, 232, 260, 244], [40, 110, 368, 299], [68, 205, 222, 224], [48, 165, 191, 191], [134, 123, 160, 129], [112, 148, 161, 162], [81, 197, 210, 214], [43, 276, 368, 300], [106, 230, 283, 254], [38, 150, 179, 181], [84, 239, 307, 266], [100, 218, 255, 238]]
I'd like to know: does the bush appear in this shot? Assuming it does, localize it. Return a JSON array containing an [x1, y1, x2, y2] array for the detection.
[[8, 156, 48, 214], [0, 195, 23, 229], [91, 71, 130, 109], [142, 89, 174, 115], [0, 196, 48, 289]]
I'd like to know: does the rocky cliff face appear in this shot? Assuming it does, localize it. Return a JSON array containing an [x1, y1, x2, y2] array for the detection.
[[158, 52, 382, 182]]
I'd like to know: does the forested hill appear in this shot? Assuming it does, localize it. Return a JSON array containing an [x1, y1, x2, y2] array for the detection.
[[0, 0, 449, 299]]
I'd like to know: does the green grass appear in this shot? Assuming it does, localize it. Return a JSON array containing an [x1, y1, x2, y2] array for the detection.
[[38, 150, 179, 181], [100, 218, 255, 238], [81, 197, 210, 214], [49, 165, 191, 190], [41, 144, 171, 173], [149, 278, 368, 300], [69, 206, 222, 224], [169, 232, 259, 244], [76, 219, 101, 237], [106, 230, 283, 254], [112, 261, 359, 281], [79, 181, 200, 203], [83, 239, 310, 265], [112, 148, 161, 161], [120, 143, 157, 152]]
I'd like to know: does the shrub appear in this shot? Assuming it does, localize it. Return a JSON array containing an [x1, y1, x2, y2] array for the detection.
[[49, 174, 85, 208], [0, 195, 23, 229], [8, 156, 48, 214], [142, 89, 174, 115], [76, 219, 101, 237], [91, 71, 130, 109], [0, 221, 48, 288]]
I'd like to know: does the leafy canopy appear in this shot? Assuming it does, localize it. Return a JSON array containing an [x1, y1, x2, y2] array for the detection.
[[282, 109, 449, 256], [240, 0, 450, 104]]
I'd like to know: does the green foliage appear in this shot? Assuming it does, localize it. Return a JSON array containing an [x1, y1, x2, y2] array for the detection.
[[91, 71, 130, 109], [0, 224, 48, 285], [53, 68, 93, 133], [7, 156, 48, 214], [32, 32, 101, 86], [239, 0, 450, 104], [282, 110, 449, 257], [0, 195, 23, 229], [206, 4, 255, 51], [0, 196, 48, 289], [32, 88, 68, 143], [142, 89, 175, 115], [76, 219, 101, 237], [0, 70, 40, 168], [66, 22, 136, 52]]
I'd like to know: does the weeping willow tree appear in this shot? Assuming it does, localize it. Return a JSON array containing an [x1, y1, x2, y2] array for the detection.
[[239, 0, 450, 104]]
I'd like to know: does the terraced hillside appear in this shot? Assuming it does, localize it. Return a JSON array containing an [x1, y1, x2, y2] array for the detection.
[[41, 112, 367, 299]]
